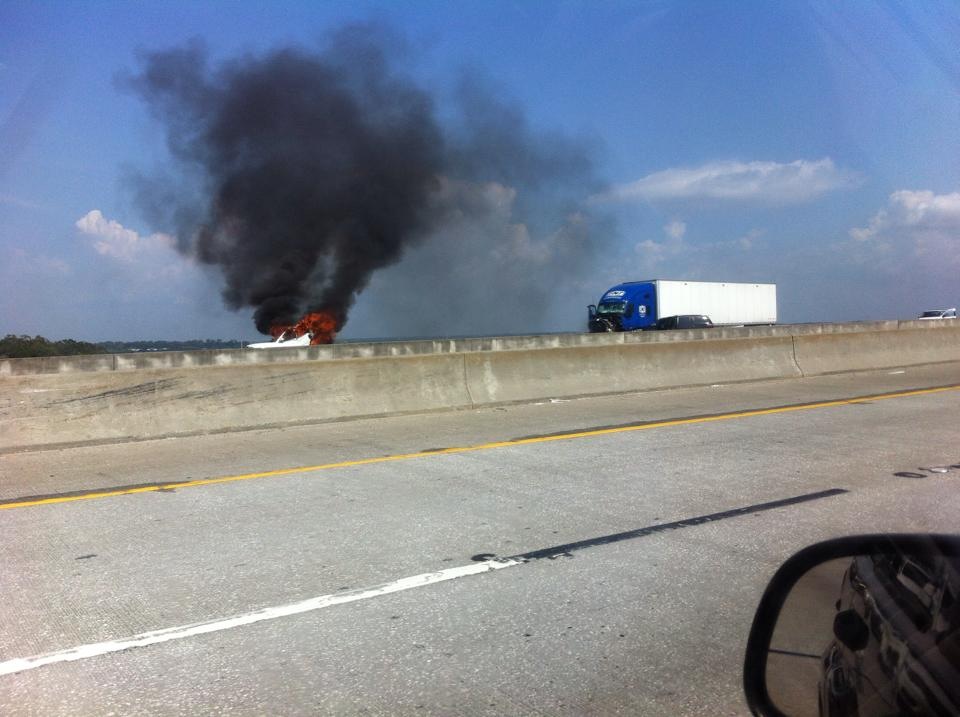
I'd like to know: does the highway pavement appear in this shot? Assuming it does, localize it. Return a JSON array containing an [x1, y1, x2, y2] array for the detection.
[[1, 363, 959, 715]]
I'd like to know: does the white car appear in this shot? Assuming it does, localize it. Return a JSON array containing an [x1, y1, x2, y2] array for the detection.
[[247, 330, 314, 349], [917, 308, 957, 320]]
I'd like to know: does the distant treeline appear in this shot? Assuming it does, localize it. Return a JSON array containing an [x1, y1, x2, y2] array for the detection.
[[1, 335, 247, 358], [0, 334, 103, 359], [99, 339, 247, 353]]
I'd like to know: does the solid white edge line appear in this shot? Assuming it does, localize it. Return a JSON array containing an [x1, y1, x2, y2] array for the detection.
[[0, 558, 522, 677]]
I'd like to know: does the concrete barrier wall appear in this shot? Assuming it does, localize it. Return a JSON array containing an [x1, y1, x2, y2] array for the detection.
[[793, 324, 960, 375], [463, 336, 802, 404], [2, 321, 958, 451], [2, 354, 473, 451]]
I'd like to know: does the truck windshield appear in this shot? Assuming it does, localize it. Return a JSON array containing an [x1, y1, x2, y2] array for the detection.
[[596, 301, 626, 315]]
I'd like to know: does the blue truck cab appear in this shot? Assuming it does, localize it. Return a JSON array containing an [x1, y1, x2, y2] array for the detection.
[[588, 281, 657, 332]]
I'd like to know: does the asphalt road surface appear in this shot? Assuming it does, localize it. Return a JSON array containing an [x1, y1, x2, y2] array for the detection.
[[1, 363, 959, 715]]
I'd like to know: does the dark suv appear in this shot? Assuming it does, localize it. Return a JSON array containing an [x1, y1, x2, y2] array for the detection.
[[651, 315, 715, 330]]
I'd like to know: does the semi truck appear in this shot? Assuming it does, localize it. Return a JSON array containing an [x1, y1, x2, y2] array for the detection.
[[588, 280, 777, 332]]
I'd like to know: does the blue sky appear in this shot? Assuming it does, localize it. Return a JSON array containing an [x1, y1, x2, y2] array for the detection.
[[2, 1, 959, 341]]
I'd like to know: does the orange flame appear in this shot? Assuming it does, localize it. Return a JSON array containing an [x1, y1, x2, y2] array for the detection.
[[269, 311, 338, 345]]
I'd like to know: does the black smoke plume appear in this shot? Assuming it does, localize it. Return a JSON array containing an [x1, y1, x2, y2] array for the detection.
[[128, 28, 610, 336]]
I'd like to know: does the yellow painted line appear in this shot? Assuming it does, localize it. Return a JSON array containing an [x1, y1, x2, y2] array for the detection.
[[3, 383, 959, 511]]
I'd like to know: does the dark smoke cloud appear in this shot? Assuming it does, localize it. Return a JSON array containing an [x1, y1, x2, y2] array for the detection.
[[127, 28, 612, 336]]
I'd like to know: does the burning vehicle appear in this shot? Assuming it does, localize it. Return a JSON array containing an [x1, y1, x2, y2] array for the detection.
[[247, 312, 338, 349], [246, 331, 312, 349]]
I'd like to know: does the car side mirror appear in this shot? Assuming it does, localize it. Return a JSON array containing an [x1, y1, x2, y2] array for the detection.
[[588, 304, 597, 317], [743, 534, 960, 717]]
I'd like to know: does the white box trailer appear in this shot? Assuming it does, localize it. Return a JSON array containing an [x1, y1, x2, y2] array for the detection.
[[656, 280, 777, 325], [589, 279, 777, 331]]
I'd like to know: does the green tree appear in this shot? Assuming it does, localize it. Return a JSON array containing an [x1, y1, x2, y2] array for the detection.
[[0, 335, 104, 359]]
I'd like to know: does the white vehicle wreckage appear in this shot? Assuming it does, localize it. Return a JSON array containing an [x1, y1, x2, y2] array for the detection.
[[247, 330, 314, 349]]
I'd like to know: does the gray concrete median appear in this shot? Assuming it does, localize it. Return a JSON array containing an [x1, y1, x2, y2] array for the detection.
[[792, 323, 960, 375], [2, 354, 473, 451], [463, 336, 802, 404], [2, 321, 958, 451]]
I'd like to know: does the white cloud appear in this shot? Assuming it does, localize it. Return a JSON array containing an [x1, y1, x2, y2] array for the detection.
[[636, 219, 688, 268], [847, 189, 960, 276], [851, 190, 960, 241], [849, 210, 887, 242], [635, 235, 684, 268], [75, 209, 174, 261], [598, 158, 860, 204], [663, 219, 686, 239], [635, 222, 759, 270]]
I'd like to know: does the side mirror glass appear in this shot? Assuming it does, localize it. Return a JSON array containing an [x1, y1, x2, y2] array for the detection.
[[744, 535, 960, 717], [588, 304, 597, 317]]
